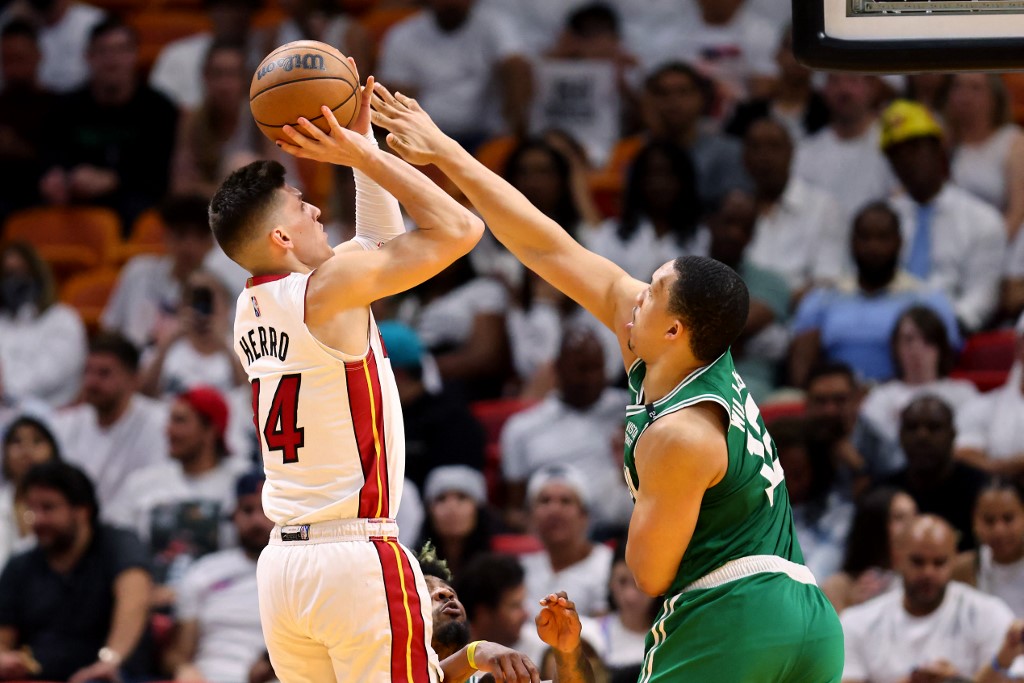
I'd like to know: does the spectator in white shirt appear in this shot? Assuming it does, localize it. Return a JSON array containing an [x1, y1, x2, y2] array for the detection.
[[881, 99, 1007, 331], [270, 0, 372, 75], [164, 470, 272, 683], [660, 0, 779, 105], [585, 141, 706, 282], [632, 62, 751, 207], [0, 0, 105, 93], [841, 515, 1015, 683], [52, 332, 169, 513], [101, 195, 214, 349], [795, 74, 897, 224], [954, 480, 1024, 618], [955, 314, 1024, 478], [377, 0, 531, 146], [398, 255, 509, 400], [520, 466, 613, 617], [107, 386, 247, 598], [148, 0, 266, 109], [139, 270, 245, 399], [500, 328, 631, 533], [743, 117, 845, 297], [945, 73, 1024, 238], [0, 415, 61, 568], [578, 542, 656, 682], [0, 242, 86, 408], [860, 305, 978, 445]]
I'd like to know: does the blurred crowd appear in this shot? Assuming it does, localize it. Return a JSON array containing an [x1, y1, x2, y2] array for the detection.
[[3, 0, 1024, 681]]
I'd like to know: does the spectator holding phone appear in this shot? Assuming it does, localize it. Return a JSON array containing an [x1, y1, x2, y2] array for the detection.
[[139, 269, 244, 399]]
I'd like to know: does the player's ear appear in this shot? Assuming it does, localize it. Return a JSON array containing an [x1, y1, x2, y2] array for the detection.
[[269, 227, 293, 251], [665, 319, 683, 340]]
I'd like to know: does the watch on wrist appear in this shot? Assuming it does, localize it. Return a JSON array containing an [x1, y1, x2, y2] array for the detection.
[[98, 647, 122, 666]]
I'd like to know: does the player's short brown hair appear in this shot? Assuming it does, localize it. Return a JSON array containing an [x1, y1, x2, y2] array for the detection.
[[208, 160, 286, 262]]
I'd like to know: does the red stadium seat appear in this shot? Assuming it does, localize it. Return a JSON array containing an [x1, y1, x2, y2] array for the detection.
[[956, 329, 1017, 372], [491, 533, 544, 556], [4, 206, 123, 283], [758, 400, 806, 425], [60, 267, 120, 334], [470, 398, 538, 446]]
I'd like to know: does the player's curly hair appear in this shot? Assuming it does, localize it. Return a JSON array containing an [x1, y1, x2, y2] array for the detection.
[[417, 542, 453, 583], [208, 160, 287, 262]]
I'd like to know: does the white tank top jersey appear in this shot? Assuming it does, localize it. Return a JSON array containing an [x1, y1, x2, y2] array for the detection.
[[233, 272, 405, 526]]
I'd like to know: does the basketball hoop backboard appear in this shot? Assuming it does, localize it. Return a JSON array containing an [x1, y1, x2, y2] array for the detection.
[[794, 0, 1024, 73]]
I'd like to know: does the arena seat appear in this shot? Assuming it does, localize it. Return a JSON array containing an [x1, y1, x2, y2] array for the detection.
[[955, 329, 1017, 372], [4, 206, 123, 282], [118, 208, 167, 263], [127, 10, 211, 71], [470, 398, 538, 445], [60, 268, 121, 333], [491, 533, 543, 556], [758, 400, 806, 425], [358, 6, 420, 56], [474, 135, 517, 173]]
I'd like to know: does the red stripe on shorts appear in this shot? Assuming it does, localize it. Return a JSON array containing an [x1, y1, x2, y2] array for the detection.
[[345, 349, 391, 518], [374, 540, 431, 682]]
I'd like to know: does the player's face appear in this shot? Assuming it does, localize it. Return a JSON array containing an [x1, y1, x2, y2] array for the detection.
[[973, 490, 1024, 563], [24, 486, 81, 554], [277, 186, 332, 268], [900, 532, 955, 613], [426, 576, 467, 627], [626, 262, 679, 361], [3, 424, 56, 483]]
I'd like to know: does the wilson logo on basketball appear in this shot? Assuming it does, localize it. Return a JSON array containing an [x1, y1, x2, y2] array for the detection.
[[257, 54, 327, 80]]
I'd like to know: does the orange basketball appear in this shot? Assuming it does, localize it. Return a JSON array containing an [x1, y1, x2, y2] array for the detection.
[[250, 40, 361, 143]]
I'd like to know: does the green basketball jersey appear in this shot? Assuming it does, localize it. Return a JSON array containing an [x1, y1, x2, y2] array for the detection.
[[623, 350, 803, 595]]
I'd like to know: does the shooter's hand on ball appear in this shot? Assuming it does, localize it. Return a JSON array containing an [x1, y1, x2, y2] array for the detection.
[[370, 82, 457, 167], [277, 75, 376, 169]]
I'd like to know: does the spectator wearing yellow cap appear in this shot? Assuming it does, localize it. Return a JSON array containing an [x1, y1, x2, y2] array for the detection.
[[882, 99, 1006, 331]]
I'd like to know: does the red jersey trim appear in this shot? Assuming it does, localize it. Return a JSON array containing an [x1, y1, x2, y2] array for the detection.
[[374, 540, 431, 683], [345, 349, 391, 519], [246, 273, 290, 288]]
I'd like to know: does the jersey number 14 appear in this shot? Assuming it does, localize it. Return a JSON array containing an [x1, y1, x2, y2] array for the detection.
[[251, 375, 305, 463]]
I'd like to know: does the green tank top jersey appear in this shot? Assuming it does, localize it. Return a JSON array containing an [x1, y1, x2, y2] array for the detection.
[[623, 350, 803, 595]]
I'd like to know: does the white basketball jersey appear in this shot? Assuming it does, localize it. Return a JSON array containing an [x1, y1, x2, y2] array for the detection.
[[234, 272, 405, 526]]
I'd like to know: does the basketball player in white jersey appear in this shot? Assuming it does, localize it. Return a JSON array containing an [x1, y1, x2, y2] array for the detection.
[[208, 72, 484, 683]]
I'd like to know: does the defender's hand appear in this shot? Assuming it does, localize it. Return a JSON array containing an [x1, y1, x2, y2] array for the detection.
[[536, 592, 582, 654], [369, 82, 456, 167]]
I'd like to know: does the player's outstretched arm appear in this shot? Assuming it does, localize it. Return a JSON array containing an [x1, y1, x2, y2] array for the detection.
[[535, 592, 596, 683], [370, 83, 644, 352], [277, 106, 483, 313]]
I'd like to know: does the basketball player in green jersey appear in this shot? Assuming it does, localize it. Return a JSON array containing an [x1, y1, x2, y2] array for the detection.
[[300, 85, 844, 682]]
